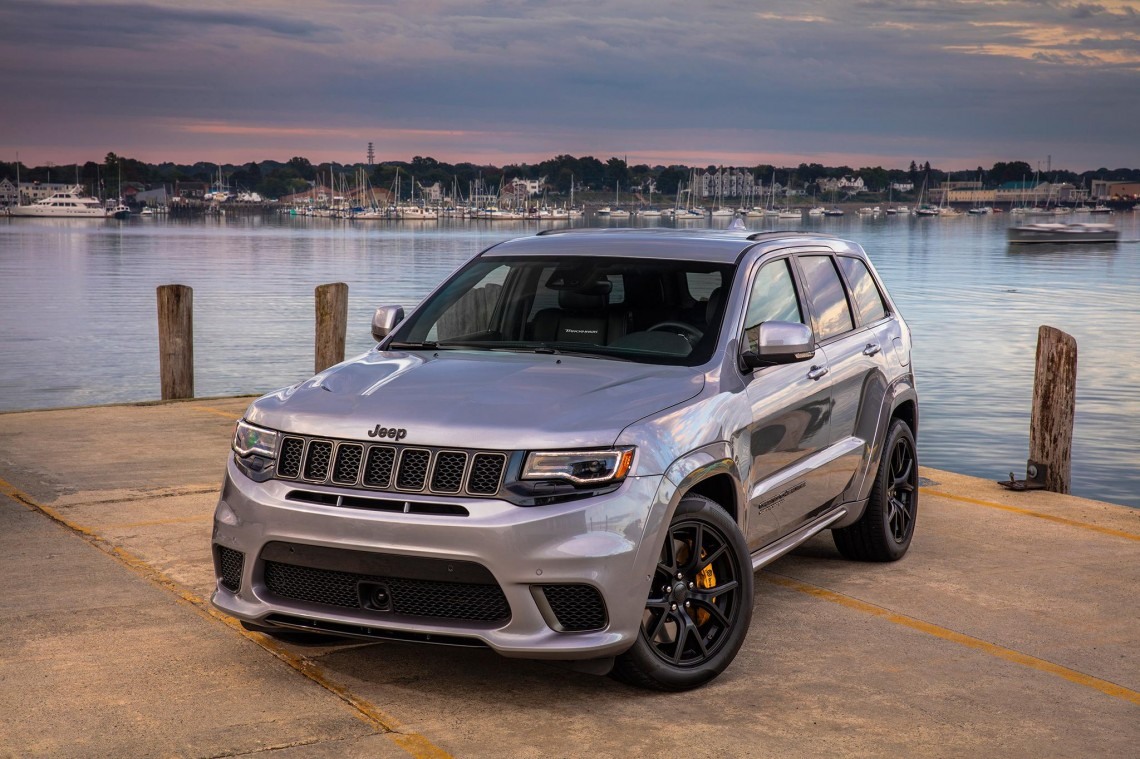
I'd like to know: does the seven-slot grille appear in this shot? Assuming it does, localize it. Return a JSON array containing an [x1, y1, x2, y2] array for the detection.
[[275, 435, 507, 497]]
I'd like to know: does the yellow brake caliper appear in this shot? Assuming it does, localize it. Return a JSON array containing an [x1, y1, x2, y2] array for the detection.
[[695, 550, 716, 625]]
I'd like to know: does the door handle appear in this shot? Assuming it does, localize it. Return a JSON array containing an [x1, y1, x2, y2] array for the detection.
[[863, 343, 882, 357], [807, 365, 829, 381]]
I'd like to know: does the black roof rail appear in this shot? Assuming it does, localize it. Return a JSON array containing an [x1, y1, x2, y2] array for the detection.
[[535, 227, 654, 236], [746, 230, 840, 241]]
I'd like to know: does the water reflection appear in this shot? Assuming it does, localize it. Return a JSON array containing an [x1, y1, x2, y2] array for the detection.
[[1, 211, 1138, 508]]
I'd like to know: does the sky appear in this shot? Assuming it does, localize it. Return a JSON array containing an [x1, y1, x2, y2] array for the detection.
[[1, 0, 1138, 172]]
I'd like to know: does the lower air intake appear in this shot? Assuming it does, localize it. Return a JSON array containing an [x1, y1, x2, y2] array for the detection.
[[541, 584, 607, 632], [263, 560, 510, 623], [217, 546, 244, 592]]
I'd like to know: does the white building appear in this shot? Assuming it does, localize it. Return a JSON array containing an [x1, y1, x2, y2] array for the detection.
[[507, 177, 547, 197], [817, 176, 867, 195], [4, 181, 82, 204], [697, 168, 757, 199]]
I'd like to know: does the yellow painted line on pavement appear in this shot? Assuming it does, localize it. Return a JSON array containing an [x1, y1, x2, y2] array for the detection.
[[921, 488, 1140, 543], [192, 405, 243, 420], [0, 475, 453, 759], [763, 572, 1140, 707]]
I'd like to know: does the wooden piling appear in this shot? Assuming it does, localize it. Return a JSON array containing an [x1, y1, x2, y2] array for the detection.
[[1029, 325, 1077, 494], [157, 284, 194, 400], [315, 282, 349, 373]]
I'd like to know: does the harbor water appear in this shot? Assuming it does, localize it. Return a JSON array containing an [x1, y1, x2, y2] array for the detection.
[[1, 211, 1138, 508]]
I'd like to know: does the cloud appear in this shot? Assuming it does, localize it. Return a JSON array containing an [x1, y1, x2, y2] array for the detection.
[[0, 0, 1137, 170]]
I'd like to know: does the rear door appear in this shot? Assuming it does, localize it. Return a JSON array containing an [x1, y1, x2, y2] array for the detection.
[[793, 253, 891, 519]]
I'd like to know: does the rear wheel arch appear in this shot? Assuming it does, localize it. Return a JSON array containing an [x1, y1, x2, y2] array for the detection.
[[892, 399, 918, 438]]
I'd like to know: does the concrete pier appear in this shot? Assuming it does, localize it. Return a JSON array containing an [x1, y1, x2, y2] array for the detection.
[[1, 398, 1137, 758]]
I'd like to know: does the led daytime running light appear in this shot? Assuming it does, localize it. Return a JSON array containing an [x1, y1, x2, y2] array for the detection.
[[522, 448, 635, 485]]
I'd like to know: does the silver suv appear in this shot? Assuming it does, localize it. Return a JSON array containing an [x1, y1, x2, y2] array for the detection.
[[213, 228, 918, 690]]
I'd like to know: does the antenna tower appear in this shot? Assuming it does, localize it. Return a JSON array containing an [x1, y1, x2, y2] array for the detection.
[[367, 142, 375, 167]]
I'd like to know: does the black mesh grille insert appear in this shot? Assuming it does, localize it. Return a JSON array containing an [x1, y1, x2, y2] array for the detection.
[[263, 560, 510, 622], [396, 449, 430, 490], [278, 437, 304, 478], [363, 446, 395, 488], [469, 453, 506, 495], [431, 452, 467, 493], [217, 546, 244, 592], [304, 440, 333, 481], [332, 443, 363, 485], [542, 585, 607, 631]]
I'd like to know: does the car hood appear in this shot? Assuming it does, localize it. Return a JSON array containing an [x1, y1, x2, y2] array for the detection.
[[245, 349, 705, 450]]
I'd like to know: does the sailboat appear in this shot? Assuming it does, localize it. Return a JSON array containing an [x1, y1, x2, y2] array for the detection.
[[608, 182, 630, 218], [914, 175, 939, 216]]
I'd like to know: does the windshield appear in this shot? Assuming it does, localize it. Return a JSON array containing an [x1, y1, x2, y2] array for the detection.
[[387, 255, 736, 366]]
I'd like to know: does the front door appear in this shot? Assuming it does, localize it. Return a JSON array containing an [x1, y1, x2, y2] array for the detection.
[[740, 257, 833, 549]]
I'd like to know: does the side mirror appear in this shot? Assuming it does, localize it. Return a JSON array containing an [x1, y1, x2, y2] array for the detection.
[[371, 305, 404, 341], [740, 321, 815, 369]]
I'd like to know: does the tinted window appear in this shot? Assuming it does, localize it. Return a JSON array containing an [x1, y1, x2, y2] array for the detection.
[[686, 271, 722, 301], [837, 256, 888, 325], [798, 256, 854, 341], [393, 256, 735, 367], [744, 259, 803, 329]]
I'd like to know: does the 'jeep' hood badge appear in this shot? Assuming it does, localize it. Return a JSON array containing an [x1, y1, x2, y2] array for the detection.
[[368, 425, 408, 441]]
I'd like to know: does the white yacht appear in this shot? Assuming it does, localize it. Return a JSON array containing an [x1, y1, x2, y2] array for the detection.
[[7, 187, 129, 219]]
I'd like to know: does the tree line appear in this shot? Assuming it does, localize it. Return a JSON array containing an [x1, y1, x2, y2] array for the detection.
[[2, 153, 1136, 202]]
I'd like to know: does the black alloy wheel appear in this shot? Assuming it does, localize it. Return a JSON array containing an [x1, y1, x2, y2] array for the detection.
[[613, 494, 753, 691], [832, 418, 919, 562], [884, 430, 918, 543]]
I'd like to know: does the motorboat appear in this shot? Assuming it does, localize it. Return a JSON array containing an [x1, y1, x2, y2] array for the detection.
[[1007, 222, 1118, 244], [7, 187, 129, 219]]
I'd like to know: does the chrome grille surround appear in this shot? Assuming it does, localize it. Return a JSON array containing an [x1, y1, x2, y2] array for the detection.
[[273, 434, 508, 498]]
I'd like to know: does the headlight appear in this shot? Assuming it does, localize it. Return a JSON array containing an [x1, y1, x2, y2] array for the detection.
[[521, 448, 635, 485], [232, 420, 279, 459]]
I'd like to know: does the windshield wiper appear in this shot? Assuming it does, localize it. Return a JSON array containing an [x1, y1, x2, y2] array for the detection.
[[387, 340, 448, 350], [387, 340, 494, 351]]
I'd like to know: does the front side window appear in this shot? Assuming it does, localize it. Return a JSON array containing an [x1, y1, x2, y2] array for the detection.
[[798, 255, 854, 341], [389, 255, 735, 367], [742, 258, 804, 352]]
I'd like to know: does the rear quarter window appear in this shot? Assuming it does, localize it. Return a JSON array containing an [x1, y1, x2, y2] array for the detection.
[[837, 256, 888, 325]]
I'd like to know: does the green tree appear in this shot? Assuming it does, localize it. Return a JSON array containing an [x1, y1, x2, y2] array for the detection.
[[287, 156, 316, 181], [604, 157, 630, 191]]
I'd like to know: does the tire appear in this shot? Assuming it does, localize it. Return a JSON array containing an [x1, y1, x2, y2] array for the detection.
[[612, 494, 753, 691], [832, 418, 919, 562]]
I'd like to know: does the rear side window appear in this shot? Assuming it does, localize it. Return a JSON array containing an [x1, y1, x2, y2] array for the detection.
[[837, 256, 888, 325], [798, 255, 854, 341]]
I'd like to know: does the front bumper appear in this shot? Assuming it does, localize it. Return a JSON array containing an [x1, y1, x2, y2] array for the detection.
[[210, 457, 668, 659]]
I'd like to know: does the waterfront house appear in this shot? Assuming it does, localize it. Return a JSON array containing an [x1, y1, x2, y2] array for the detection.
[[0, 178, 17, 206]]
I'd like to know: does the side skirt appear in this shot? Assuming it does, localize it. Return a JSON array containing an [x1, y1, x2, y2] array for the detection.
[[750, 505, 848, 570]]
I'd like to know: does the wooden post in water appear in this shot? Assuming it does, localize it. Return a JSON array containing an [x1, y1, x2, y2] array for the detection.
[[315, 282, 349, 373], [157, 284, 194, 400], [1029, 325, 1077, 494]]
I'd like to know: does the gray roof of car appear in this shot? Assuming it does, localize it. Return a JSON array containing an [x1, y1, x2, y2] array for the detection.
[[481, 228, 853, 264]]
